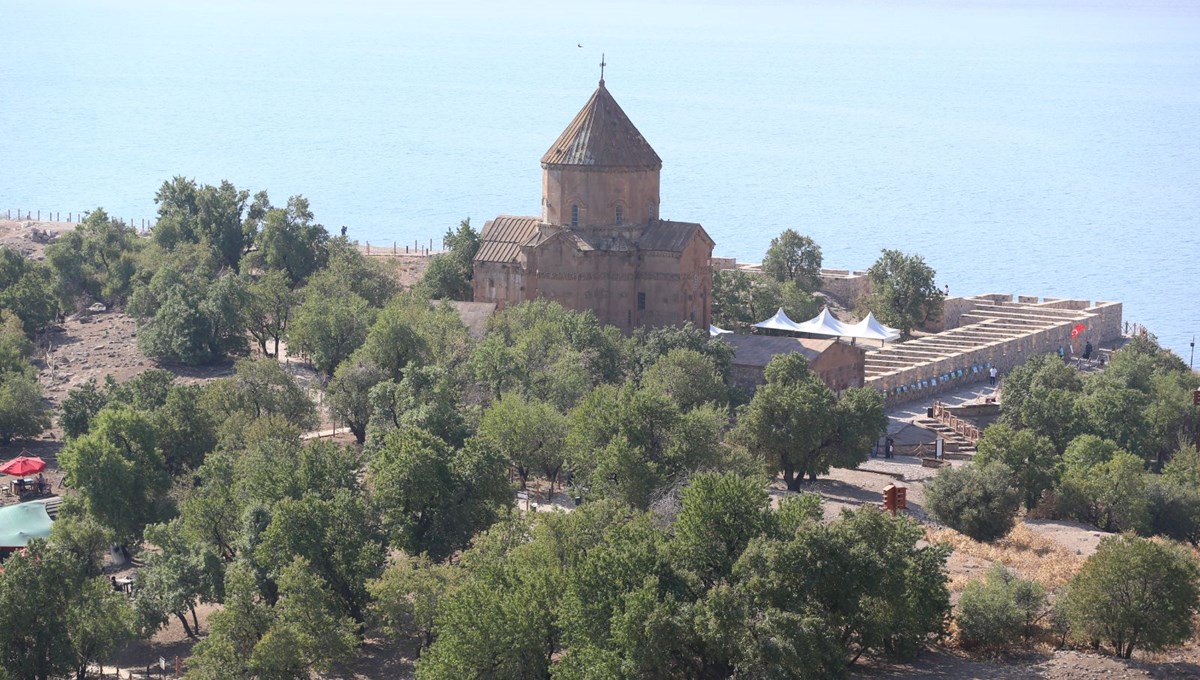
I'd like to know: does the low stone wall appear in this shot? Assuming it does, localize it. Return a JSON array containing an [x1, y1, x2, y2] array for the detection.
[[867, 295, 1123, 407], [817, 269, 870, 306], [867, 322, 1071, 406]]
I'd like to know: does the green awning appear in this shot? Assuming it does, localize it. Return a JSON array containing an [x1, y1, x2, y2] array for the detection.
[[0, 501, 53, 548]]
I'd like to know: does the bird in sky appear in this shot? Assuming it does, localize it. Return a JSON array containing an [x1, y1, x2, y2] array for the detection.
[[577, 43, 583, 48]]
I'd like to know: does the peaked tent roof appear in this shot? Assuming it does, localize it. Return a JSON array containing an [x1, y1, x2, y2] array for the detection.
[[541, 81, 662, 169], [709, 324, 733, 337], [0, 501, 53, 548], [846, 312, 901, 341], [792, 307, 852, 337], [752, 308, 802, 332]]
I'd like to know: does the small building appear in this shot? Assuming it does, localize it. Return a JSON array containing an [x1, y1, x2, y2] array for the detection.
[[720, 334, 866, 394], [473, 73, 714, 333]]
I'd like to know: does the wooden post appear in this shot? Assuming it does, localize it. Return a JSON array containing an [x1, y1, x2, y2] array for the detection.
[[393, 241, 396, 254]]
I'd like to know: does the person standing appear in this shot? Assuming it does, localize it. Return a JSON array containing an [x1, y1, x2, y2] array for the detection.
[[988, 365, 998, 386]]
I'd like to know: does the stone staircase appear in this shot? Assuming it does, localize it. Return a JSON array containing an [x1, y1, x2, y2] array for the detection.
[[912, 417, 978, 460]]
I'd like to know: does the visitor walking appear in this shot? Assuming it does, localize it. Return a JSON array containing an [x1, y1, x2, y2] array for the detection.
[[988, 365, 998, 386]]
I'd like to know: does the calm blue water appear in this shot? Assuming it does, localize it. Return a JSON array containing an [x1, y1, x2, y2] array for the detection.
[[2, 0, 1197, 361]]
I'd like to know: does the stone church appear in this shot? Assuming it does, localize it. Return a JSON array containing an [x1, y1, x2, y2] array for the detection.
[[472, 75, 714, 333]]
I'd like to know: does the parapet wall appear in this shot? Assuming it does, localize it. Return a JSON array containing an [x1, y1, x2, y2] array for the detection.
[[866, 294, 1123, 407], [817, 269, 870, 306]]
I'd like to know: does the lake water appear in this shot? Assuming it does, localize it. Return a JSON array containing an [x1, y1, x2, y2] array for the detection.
[[2, 0, 1197, 361]]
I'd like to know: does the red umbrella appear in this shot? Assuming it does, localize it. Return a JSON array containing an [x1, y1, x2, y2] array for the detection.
[[0, 456, 46, 476]]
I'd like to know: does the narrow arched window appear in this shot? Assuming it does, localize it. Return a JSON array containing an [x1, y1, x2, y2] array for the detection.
[[571, 204, 579, 228], [615, 205, 624, 225]]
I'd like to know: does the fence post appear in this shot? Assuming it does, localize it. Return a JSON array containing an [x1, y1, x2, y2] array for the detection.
[[393, 241, 396, 254]]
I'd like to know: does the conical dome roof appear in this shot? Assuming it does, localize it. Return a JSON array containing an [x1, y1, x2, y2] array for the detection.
[[541, 81, 662, 169]]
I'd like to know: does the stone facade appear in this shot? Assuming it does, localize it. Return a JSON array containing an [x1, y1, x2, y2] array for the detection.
[[473, 78, 714, 333]]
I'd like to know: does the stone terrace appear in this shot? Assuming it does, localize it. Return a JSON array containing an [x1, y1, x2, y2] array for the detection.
[[865, 294, 1122, 406]]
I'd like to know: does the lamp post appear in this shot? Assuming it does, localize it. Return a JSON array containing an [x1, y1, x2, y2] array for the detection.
[[1190, 335, 1195, 372]]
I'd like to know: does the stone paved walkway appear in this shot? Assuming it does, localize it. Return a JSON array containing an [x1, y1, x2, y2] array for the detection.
[[885, 381, 1000, 434]]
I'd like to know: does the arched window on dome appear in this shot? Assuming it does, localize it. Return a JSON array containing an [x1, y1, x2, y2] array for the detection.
[[615, 205, 624, 225], [571, 204, 579, 228]]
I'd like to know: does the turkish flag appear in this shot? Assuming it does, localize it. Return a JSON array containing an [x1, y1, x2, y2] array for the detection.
[[1071, 323, 1086, 338]]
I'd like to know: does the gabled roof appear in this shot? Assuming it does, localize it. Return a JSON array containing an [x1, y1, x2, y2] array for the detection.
[[636, 220, 708, 253], [541, 82, 662, 169], [720, 334, 840, 368], [753, 308, 802, 332], [475, 216, 541, 263]]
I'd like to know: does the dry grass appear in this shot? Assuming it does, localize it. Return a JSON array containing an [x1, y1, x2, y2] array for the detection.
[[928, 523, 1086, 593]]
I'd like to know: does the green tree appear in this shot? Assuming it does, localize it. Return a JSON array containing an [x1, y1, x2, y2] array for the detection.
[[327, 357, 386, 444], [186, 559, 273, 679], [624, 322, 734, 382], [417, 253, 473, 301], [956, 564, 1046, 649], [254, 489, 385, 622], [129, 255, 250, 365], [0, 372, 50, 444], [443, 217, 481, 270], [368, 553, 460, 648], [926, 460, 1022, 542], [1063, 535, 1200, 659], [672, 471, 770, 585], [470, 300, 622, 409], [1055, 451, 1149, 533], [356, 294, 469, 380], [711, 269, 819, 331], [567, 383, 724, 507], [1146, 476, 1200, 546], [365, 366, 470, 449], [244, 196, 330, 286], [153, 176, 254, 271], [477, 393, 568, 495], [997, 355, 1085, 450], [0, 248, 58, 334], [420, 217, 480, 301], [640, 347, 728, 410], [65, 576, 136, 680], [0, 540, 76, 680], [57, 406, 171, 546], [973, 423, 1057, 510], [45, 208, 142, 309], [761, 229, 822, 292], [250, 557, 359, 677], [730, 353, 886, 490], [862, 249, 944, 338], [59, 379, 107, 439], [245, 270, 299, 357], [287, 273, 375, 376], [369, 428, 511, 560], [0, 311, 35, 378], [133, 521, 216, 640], [201, 358, 317, 444]]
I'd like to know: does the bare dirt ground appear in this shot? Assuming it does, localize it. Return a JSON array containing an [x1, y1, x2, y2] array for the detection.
[[0, 217, 77, 259], [37, 310, 237, 416]]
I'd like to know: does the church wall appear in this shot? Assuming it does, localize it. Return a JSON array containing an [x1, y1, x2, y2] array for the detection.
[[542, 166, 660, 227], [473, 258, 528, 309], [527, 238, 638, 332]]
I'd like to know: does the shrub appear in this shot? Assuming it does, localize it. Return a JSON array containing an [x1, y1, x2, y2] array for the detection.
[[927, 461, 1022, 542], [1062, 535, 1200, 659], [956, 564, 1046, 649]]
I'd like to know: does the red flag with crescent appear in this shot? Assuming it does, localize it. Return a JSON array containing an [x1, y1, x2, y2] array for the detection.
[[1071, 323, 1086, 338]]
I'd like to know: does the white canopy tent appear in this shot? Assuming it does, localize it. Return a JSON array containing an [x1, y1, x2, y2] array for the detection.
[[845, 312, 901, 342], [750, 307, 901, 345], [791, 308, 852, 337], [751, 308, 803, 332], [709, 324, 733, 337]]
